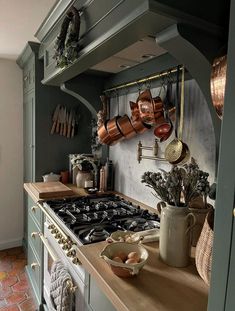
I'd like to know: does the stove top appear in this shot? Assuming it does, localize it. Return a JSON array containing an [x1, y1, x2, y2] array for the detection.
[[43, 194, 160, 244]]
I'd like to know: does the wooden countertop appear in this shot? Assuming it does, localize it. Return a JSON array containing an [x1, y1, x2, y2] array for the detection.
[[77, 241, 208, 311]]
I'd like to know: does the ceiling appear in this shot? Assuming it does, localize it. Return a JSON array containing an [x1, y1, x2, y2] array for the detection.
[[0, 0, 56, 60]]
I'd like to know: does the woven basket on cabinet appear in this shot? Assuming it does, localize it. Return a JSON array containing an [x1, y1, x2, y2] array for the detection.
[[195, 209, 214, 285]]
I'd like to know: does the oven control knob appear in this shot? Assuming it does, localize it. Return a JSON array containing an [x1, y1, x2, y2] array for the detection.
[[62, 244, 69, 250], [72, 257, 81, 265], [55, 233, 62, 239], [58, 239, 63, 244], [51, 229, 58, 235], [48, 224, 55, 230], [67, 250, 76, 257]]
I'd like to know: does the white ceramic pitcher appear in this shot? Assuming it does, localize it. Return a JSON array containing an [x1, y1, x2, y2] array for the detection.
[[159, 204, 196, 267]]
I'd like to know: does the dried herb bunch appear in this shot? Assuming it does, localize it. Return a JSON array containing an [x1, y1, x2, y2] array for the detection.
[[141, 158, 210, 207]]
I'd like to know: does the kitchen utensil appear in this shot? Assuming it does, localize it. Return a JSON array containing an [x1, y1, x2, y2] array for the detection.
[[108, 228, 159, 244], [129, 101, 150, 134], [56, 107, 63, 133], [98, 120, 113, 145], [100, 242, 149, 277], [60, 107, 66, 136], [210, 54, 227, 119], [165, 66, 190, 164], [137, 89, 155, 125], [116, 114, 136, 139], [63, 108, 68, 136], [50, 104, 60, 135], [71, 113, 76, 138], [30, 181, 73, 199], [67, 109, 73, 138], [107, 116, 124, 144]]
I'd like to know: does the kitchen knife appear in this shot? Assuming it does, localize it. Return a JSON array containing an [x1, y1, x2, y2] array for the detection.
[[63, 109, 69, 136], [56, 107, 63, 133], [50, 104, 60, 135], [71, 113, 76, 138], [60, 107, 66, 136], [67, 109, 73, 138]]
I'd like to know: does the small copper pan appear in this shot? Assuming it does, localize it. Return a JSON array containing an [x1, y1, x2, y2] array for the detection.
[[117, 115, 136, 139], [97, 121, 113, 145], [129, 101, 149, 134], [107, 116, 124, 144]]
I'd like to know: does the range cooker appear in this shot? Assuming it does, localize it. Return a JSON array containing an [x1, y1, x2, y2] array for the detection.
[[43, 194, 160, 245], [40, 194, 160, 311]]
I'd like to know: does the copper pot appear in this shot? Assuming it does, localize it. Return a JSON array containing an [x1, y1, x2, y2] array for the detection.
[[210, 54, 227, 119], [97, 121, 113, 145], [107, 116, 124, 144], [129, 101, 150, 134], [137, 90, 164, 125], [117, 115, 137, 139]]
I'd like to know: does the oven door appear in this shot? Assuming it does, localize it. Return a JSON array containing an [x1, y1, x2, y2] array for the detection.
[[43, 222, 86, 311]]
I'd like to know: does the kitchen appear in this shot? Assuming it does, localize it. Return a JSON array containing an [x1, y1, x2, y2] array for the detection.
[[0, 0, 234, 310]]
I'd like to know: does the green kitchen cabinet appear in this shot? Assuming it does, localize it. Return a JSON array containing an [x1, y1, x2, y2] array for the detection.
[[25, 194, 44, 310]]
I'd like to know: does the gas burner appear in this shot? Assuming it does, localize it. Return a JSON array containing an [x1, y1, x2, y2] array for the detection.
[[82, 226, 111, 243], [124, 218, 160, 232]]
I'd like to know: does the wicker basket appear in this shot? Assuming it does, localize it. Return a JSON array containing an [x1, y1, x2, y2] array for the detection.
[[195, 209, 214, 285]]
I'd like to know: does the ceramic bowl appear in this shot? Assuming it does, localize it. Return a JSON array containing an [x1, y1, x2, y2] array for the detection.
[[100, 242, 148, 278], [106, 230, 140, 244]]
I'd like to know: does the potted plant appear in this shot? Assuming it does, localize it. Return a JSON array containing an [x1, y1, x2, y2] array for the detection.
[[141, 158, 211, 267], [70, 154, 96, 188]]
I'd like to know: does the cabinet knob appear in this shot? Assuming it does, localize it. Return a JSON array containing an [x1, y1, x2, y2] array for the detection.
[[31, 232, 38, 238], [31, 262, 40, 270], [31, 206, 39, 213]]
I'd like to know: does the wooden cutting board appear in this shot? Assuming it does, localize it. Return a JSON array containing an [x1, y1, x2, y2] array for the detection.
[[30, 182, 74, 199]]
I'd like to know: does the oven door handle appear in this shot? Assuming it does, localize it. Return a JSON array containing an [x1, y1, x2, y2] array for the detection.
[[38, 231, 79, 293], [39, 203, 69, 240]]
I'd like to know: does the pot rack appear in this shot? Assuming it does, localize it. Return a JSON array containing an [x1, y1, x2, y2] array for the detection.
[[103, 65, 183, 94]]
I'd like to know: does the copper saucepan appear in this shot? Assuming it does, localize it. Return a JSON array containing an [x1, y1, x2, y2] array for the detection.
[[97, 120, 113, 145], [129, 101, 150, 134], [117, 114, 137, 139], [210, 54, 227, 119], [107, 116, 124, 145]]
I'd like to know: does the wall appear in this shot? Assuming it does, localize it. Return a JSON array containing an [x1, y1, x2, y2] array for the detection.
[[110, 79, 216, 208], [0, 59, 23, 250]]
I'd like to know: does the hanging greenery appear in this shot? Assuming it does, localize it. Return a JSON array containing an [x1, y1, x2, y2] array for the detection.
[[53, 7, 81, 68]]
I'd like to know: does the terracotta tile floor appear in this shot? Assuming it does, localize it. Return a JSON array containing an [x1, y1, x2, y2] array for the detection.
[[0, 247, 36, 311]]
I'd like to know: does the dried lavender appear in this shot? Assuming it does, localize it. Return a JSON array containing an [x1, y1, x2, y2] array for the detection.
[[141, 158, 210, 207]]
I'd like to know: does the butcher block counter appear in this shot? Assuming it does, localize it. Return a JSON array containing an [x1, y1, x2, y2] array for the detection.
[[77, 241, 208, 311]]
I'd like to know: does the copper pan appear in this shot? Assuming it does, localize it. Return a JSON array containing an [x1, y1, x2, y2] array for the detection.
[[106, 116, 124, 145], [210, 54, 227, 119], [117, 115, 137, 139], [129, 101, 150, 134], [97, 121, 113, 145]]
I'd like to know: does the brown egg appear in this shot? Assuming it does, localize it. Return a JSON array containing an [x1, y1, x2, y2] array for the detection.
[[114, 251, 127, 262], [127, 252, 140, 262], [112, 256, 123, 263], [125, 258, 138, 265]]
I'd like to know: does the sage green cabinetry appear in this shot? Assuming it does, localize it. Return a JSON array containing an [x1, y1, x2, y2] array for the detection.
[[25, 194, 44, 310]]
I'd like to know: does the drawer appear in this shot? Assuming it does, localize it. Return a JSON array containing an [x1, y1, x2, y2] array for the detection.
[[28, 213, 42, 260], [27, 240, 41, 301], [23, 56, 35, 93], [28, 197, 42, 227]]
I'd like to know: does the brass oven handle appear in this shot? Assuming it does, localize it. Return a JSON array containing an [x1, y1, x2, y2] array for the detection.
[[39, 204, 68, 240]]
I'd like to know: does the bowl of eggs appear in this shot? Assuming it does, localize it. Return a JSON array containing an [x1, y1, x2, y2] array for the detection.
[[100, 242, 149, 277]]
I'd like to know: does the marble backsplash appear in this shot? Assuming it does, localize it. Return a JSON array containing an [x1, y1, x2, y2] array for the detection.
[[109, 79, 216, 209]]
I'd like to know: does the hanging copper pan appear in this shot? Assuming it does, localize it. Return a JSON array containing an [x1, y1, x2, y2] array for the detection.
[[97, 120, 113, 145], [106, 116, 124, 145], [210, 54, 227, 119], [129, 101, 150, 134], [117, 114, 137, 139]]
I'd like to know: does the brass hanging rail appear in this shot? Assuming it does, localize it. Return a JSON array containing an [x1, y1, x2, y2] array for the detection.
[[104, 65, 183, 93]]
